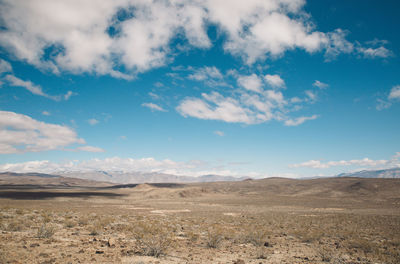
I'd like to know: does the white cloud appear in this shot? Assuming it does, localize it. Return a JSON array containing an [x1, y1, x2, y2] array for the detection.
[[305, 90, 317, 102], [142, 102, 167, 112], [188, 66, 223, 81], [264, 74, 285, 88], [0, 0, 385, 78], [289, 156, 397, 169], [388, 85, 400, 100], [5, 74, 73, 101], [237, 74, 263, 93], [284, 114, 318, 126], [177, 70, 320, 126], [0, 110, 86, 153], [187, 66, 228, 87], [324, 29, 354, 61], [214, 130, 224, 137], [64, 91, 77, 101], [313, 80, 328, 89], [0, 59, 12, 74], [42, 111, 51, 116], [76, 146, 105, 153], [88, 119, 99, 126], [358, 46, 392, 59], [376, 85, 400, 110]]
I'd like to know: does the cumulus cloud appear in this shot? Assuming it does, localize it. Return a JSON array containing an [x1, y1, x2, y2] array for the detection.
[[237, 74, 263, 93], [0, 110, 98, 153], [42, 111, 51, 116], [264, 74, 285, 89], [388, 85, 400, 100], [142, 102, 167, 112], [289, 153, 400, 169], [5, 74, 73, 101], [177, 69, 320, 126], [0, 0, 388, 78]]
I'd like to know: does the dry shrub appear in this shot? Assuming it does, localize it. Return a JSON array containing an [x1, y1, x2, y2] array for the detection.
[[78, 216, 89, 226], [37, 224, 55, 238], [89, 221, 104, 236], [64, 219, 76, 228], [241, 225, 270, 246], [132, 219, 173, 257], [6, 220, 24, 231], [186, 230, 199, 243], [206, 225, 225, 248]]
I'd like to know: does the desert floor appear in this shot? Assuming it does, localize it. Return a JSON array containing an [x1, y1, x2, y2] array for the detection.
[[0, 177, 399, 263]]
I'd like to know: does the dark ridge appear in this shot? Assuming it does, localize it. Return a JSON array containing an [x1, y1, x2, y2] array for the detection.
[[148, 183, 186, 188], [0, 191, 125, 200], [105, 183, 139, 189], [0, 172, 61, 178]]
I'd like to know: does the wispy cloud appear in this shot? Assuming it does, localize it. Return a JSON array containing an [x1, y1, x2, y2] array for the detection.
[[289, 153, 400, 169], [376, 85, 400, 110], [214, 130, 225, 137], [0, 59, 12, 74], [284, 115, 319, 126], [75, 146, 105, 153], [88, 119, 99, 126], [142, 102, 167, 112], [313, 80, 329, 89], [5, 74, 74, 101]]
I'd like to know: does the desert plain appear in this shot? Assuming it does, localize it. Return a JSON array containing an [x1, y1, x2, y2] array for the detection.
[[0, 175, 399, 264]]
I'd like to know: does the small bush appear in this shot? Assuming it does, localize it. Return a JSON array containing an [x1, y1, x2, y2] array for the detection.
[[132, 220, 173, 257], [242, 226, 269, 246], [64, 219, 76, 228], [206, 225, 224, 248], [6, 220, 24, 231], [37, 224, 55, 238], [89, 221, 103, 236]]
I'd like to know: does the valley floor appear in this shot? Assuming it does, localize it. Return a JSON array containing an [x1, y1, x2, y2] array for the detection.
[[0, 178, 399, 263]]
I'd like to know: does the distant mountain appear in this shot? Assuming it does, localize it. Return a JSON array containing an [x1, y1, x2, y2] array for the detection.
[[59, 171, 249, 184], [0, 172, 113, 188], [337, 167, 400, 179]]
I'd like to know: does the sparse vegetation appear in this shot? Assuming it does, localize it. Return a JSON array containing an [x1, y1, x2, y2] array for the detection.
[[132, 219, 173, 257], [37, 224, 55, 239], [0, 178, 400, 263], [205, 225, 225, 248]]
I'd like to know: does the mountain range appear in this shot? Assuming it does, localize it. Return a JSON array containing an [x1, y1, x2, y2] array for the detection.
[[337, 167, 400, 179], [0, 167, 399, 186]]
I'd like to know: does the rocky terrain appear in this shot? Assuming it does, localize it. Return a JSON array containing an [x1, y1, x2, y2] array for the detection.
[[0, 176, 399, 263]]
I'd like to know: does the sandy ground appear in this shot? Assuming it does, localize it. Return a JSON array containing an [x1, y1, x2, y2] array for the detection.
[[0, 178, 400, 263]]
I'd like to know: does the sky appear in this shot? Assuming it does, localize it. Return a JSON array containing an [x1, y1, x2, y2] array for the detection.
[[0, 0, 399, 178]]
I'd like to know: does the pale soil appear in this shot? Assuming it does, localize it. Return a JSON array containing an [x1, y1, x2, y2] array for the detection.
[[1, 178, 400, 263]]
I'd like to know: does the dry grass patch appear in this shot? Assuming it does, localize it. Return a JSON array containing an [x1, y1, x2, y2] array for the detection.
[[132, 219, 173, 257], [37, 224, 56, 239]]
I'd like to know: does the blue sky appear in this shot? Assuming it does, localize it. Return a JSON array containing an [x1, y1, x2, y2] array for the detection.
[[0, 0, 399, 178]]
